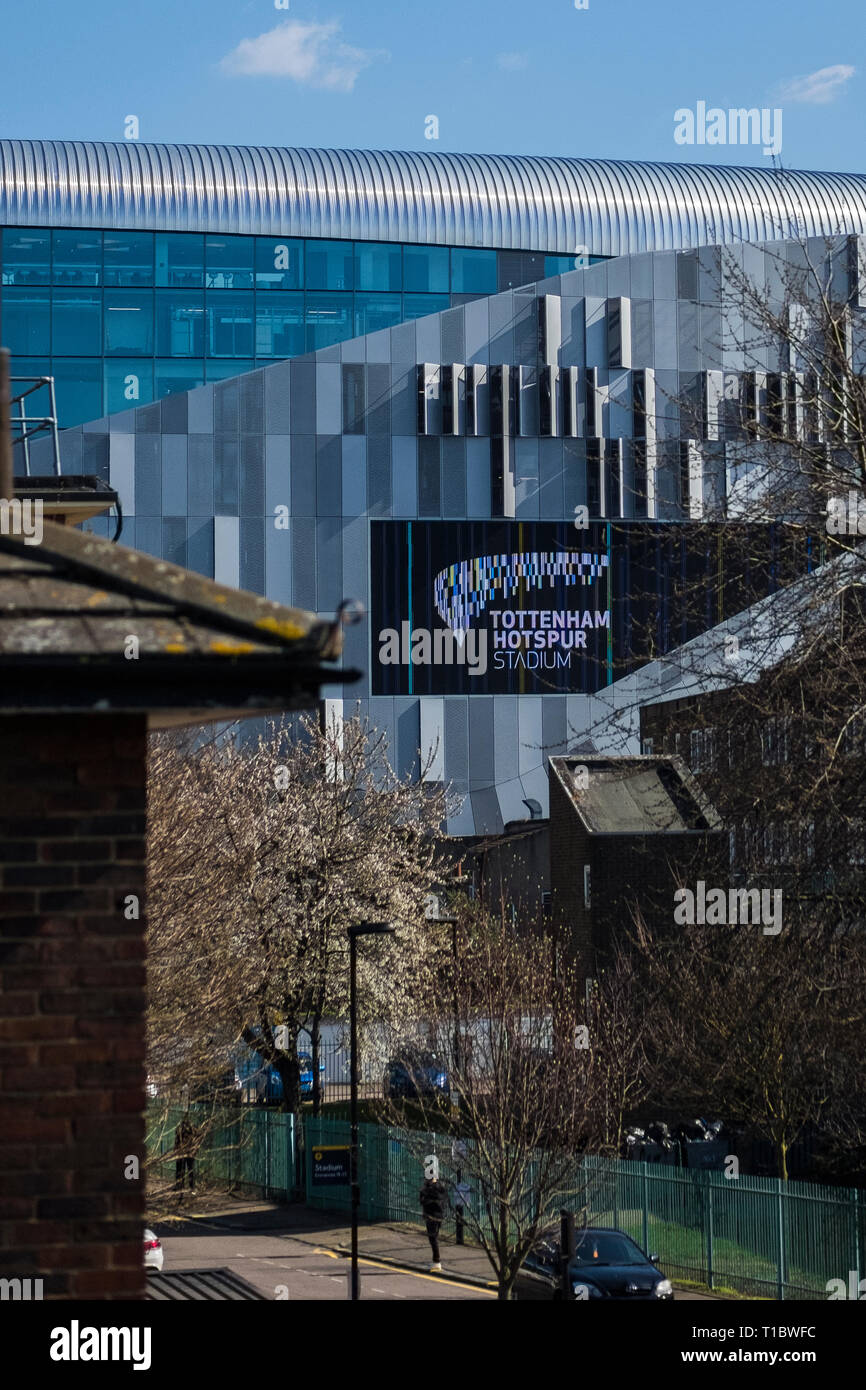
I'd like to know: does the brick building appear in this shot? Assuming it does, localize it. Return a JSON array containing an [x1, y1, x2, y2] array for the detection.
[[0, 516, 353, 1298]]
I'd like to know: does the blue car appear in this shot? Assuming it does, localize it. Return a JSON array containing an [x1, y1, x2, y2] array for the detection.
[[235, 1048, 325, 1102], [385, 1049, 449, 1100]]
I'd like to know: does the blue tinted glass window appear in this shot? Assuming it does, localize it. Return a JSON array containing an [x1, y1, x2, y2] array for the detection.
[[255, 292, 304, 357], [104, 290, 154, 355], [104, 360, 154, 414], [52, 230, 102, 286], [156, 290, 205, 356], [305, 293, 352, 350], [155, 360, 205, 399], [450, 248, 497, 294], [305, 240, 353, 291], [155, 233, 204, 288], [205, 359, 254, 381], [255, 237, 303, 290], [403, 245, 449, 293], [354, 242, 402, 292], [52, 290, 101, 355], [104, 232, 154, 287], [403, 293, 451, 321], [52, 359, 102, 427], [206, 236, 254, 290], [544, 254, 577, 278], [2, 288, 50, 353], [206, 291, 254, 356], [354, 292, 402, 337], [2, 228, 50, 285]]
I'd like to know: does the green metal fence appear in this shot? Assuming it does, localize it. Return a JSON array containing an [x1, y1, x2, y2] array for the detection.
[[148, 1109, 864, 1300], [147, 1105, 296, 1199]]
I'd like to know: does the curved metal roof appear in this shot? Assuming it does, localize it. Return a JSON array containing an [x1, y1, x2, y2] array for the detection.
[[1, 140, 865, 256]]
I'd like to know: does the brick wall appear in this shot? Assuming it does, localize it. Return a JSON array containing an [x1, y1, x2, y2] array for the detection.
[[0, 714, 148, 1299]]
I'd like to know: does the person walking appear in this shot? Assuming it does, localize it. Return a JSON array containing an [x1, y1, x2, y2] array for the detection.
[[419, 1173, 447, 1272], [174, 1115, 196, 1197]]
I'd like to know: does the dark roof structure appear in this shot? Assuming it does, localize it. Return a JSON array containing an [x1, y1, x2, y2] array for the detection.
[[549, 755, 721, 835], [0, 519, 359, 723]]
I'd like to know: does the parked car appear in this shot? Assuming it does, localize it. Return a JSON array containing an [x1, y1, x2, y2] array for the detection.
[[143, 1229, 164, 1273], [523, 1225, 673, 1300], [234, 1048, 325, 1103], [385, 1049, 449, 1099]]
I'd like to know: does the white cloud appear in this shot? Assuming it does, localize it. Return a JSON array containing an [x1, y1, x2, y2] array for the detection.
[[496, 51, 529, 72], [221, 19, 387, 93], [779, 64, 855, 105]]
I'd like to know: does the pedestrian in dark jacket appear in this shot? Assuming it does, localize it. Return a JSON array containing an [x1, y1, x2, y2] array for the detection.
[[420, 1176, 447, 1271], [174, 1116, 197, 1196]]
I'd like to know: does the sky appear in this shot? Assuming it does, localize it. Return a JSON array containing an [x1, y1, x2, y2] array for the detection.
[[0, 0, 863, 172]]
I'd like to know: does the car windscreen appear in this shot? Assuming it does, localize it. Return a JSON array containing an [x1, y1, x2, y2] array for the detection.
[[572, 1233, 646, 1267]]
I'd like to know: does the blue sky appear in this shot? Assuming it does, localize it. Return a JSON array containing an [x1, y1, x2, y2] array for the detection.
[[1, 0, 862, 171]]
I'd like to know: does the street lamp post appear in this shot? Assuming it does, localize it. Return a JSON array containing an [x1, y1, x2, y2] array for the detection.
[[348, 921, 395, 1301], [426, 895, 464, 1246]]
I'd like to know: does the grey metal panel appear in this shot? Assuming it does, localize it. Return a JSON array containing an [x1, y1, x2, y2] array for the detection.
[[488, 290, 515, 363], [134, 517, 161, 559], [342, 436, 367, 515], [541, 696, 568, 760], [442, 437, 467, 518], [414, 312, 440, 365], [213, 514, 239, 587], [134, 434, 161, 515], [395, 697, 420, 781], [264, 362, 291, 433], [265, 436, 290, 515], [316, 364, 342, 435], [290, 362, 316, 436], [367, 699, 396, 766], [316, 435, 342, 516], [213, 380, 239, 434], [240, 434, 265, 516], [390, 320, 416, 365], [188, 384, 214, 434], [444, 697, 469, 784], [468, 697, 495, 784], [240, 518, 266, 594], [341, 514, 368, 612], [440, 308, 464, 364], [161, 391, 188, 434], [316, 516, 344, 614], [162, 435, 187, 516], [389, 367, 416, 435], [538, 438, 564, 517], [392, 436, 418, 516], [188, 435, 214, 515], [6, 141, 866, 255], [367, 435, 392, 516], [109, 432, 135, 516], [466, 438, 490, 517], [367, 364, 391, 436], [515, 438, 539, 518], [239, 371, 264, 434], [463, 298, 490, 366], [265, 519, 292, 606], [214, 434, 239, 515], [470, 787, 503, 836], [291, 516, 316, 610], [290, 434, 316, 515]]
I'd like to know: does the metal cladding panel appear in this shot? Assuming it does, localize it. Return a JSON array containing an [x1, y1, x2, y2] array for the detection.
[[3, 140, 866, 254]]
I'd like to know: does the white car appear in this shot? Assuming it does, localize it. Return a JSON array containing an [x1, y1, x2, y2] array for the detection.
[[144, 1229, 164, 1273]]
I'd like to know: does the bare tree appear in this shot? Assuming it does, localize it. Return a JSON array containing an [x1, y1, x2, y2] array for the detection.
[[382, 909, 624, 1299]]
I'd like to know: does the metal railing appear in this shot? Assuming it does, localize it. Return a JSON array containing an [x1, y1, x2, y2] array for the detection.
[[10, 375, 61, 477], [146, 1107, 865, 1299]]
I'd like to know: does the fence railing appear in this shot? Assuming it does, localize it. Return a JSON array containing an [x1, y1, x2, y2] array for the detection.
[[146, 1108, 864, 1300]]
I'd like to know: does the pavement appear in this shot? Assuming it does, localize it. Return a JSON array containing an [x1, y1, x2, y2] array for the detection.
[[151, 1193, 719, 1300]]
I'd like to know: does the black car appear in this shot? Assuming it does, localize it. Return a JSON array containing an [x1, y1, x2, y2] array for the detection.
[[523, 1225, 674, 1301]]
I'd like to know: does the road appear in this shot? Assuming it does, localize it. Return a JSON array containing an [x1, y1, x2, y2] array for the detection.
[[155, 1226, 493, 1300]]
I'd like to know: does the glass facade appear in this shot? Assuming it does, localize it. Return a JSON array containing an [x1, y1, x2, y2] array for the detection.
[[1, 226, 604, 426]]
